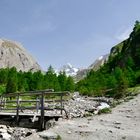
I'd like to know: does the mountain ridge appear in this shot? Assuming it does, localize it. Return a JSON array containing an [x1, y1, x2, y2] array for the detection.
[[0, 39, 41, 72], [74, 54, 109, 81], [56, 63, 79, 76]]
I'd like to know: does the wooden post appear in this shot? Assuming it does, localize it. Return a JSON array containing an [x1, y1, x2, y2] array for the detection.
[[0, 96, 3, 107], [40, 93, 45, 130], [16, 93, 20, 125], [60, 93, 63, 115], [3, 97, 6, 108], [0, 96, 2, 110], [36, 97, 39, 113]]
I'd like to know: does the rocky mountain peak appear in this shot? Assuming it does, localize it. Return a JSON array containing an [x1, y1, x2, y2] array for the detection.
[[0, 39, 41, 72], [88, 54, 109, 70], [58, 63, 79, 76], [74, 54, 109, 82]]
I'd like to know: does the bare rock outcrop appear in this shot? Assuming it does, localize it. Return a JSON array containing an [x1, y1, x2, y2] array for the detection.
[[0, 39, 41, 72]]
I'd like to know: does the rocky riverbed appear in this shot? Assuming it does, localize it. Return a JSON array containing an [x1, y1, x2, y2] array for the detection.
[[0, 93, 140, 140], [25, 93, 140, 140], [44, 92, 112, 118], [0, 125, 36, 140]]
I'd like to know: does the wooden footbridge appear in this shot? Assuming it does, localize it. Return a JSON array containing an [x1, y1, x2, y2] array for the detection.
[[0, 90, 70, 130]]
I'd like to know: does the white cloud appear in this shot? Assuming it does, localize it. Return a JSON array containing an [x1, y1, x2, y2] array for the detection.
[[115, 26, 133, 41]]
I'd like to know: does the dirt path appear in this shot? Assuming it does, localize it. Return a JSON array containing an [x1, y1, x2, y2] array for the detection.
[[47, 94, 140, 140]]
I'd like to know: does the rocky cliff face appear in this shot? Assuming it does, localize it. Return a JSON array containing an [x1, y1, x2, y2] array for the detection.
[[74, 54, 109, 82], [88, 54, 109, 70], [74, 68, 89, 82], [0, 39, 41, 72]]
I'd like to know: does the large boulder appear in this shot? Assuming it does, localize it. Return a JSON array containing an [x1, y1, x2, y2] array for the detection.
[[39, 131, 59, 140]]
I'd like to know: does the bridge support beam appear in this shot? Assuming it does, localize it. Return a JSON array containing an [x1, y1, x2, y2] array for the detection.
[[16, 93, 20, 126], [39, 93, 45, 130]]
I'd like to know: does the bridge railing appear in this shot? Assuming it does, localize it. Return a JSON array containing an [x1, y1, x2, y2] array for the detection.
[[0, 90, 70, 130]]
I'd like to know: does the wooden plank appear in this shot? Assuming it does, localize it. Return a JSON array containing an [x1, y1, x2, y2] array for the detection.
[[2, 100, 38, 103], [2, 90, 70, 97], [19, 106, 36, 110], [1, 100, 17, 103], [0, 112, 62, 117], [36, 97, 40, 113], [44, 99, 68, 103], [0, 106, 65, 111], [1, 99, 67, 104], [0, 108, 17, 110]]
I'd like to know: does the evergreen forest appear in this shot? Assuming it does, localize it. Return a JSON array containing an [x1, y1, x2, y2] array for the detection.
[[76, 21, 140, 98], [1, 21, 140, 99], [0, 66, 75, 95]]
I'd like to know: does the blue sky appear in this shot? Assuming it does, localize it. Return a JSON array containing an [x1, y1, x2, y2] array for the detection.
[[0, 0, 140, 70]]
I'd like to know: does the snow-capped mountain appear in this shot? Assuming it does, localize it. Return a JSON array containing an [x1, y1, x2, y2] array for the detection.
[[57, 63, 79, 76], [74, 54, 109, 81], [88, 54, 109, 70]]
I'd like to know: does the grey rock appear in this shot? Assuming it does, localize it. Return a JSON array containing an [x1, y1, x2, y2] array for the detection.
[[74, 54, 109, 81], [88, 97, 114, 104], [0, 39, 41, 72], [45, 119, 56, 130], [0, 129, 7, 133], [11, 127, 36, 140], [72, 92, 80, 99], [7, 129, 13, 135], [67, 131, 72, 134], [22, 133, 42, 140], [114, 121, 121, 125], [0, 125, 7, 130], [0, 124, 37, 140], [25, 132, 32, 137], [0, 132, 11, 140], [39, 131, 58, 140], [63, 94, 98, 118], [88, 54, 109, 71]]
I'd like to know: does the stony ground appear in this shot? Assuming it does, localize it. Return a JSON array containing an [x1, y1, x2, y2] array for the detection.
[[25, 94, 140, 140], [0, 93, 140, 140]]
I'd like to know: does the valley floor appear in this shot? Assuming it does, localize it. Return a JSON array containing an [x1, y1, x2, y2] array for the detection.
[[25, 94, 140, 140]]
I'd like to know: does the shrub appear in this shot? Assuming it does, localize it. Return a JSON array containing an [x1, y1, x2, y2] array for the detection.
[[98, 108, 111, 114]]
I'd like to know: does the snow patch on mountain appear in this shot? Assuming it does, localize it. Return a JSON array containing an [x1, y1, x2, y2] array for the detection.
[[57, 63, 79, 76], [88, 54, 109, 70]]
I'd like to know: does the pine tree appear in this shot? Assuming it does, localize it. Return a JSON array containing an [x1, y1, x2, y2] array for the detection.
[[43, 65, 60, 91], [58, 71, 67, 91], [6, 67, 18, 93], [0, 68, 8, 84], [114, 67, 128, 98], [24, 71, 33, 91], [53, 76, 61, 91], [65, 76, 75, 92], [32, 71, 44, 90], [17, 71, 25, 91]]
